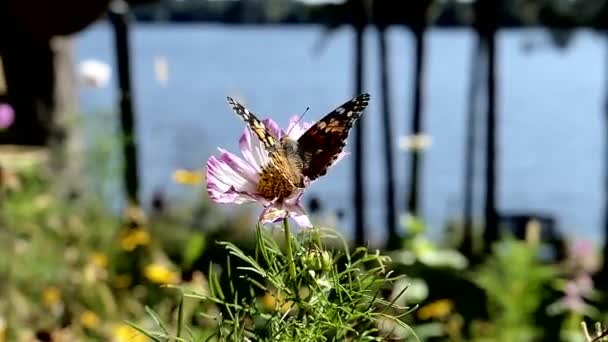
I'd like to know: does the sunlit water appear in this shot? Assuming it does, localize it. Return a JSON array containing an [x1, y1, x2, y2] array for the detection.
[[76, 23, 607, 244]]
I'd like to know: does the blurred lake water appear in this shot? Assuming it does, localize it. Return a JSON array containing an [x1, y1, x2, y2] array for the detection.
[[76, 24, 606, 244]]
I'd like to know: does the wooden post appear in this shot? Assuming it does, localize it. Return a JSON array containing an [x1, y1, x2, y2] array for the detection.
[[49, 36, 82, 197], [109, 0, 140, 206], [378, 25, 399, 249], [461, 39, 483, 257], [351, 0, 367, 246], [477, 0, 499, 252], [406, 25, 426, 217], [599, 34, 608, 285]]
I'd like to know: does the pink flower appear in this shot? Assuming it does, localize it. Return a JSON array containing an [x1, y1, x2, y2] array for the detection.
[[549, 274, 597, 315], [206, 116, 346, 228], [0, 103, 15, 129], [569, 240, 599, 273]]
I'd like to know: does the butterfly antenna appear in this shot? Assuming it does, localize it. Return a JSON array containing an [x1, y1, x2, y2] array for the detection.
[[286, 106, 310, 136]]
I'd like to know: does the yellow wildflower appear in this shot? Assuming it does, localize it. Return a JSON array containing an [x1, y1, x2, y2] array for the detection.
[[262, 290, 293, 314], [112, 323, 147, 342], [119, 228, 150, 251], [144, 263, 179, 285], [80, 310, 100, 329], [173, 169, 204, 185], [42, 287, 61, 306], [417, 299, 454, 320], [90, 252, 108, 268]]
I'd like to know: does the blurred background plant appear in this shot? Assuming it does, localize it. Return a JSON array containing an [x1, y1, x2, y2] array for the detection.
[[5, 0, 608, 341], [0, 127, 255, 340]]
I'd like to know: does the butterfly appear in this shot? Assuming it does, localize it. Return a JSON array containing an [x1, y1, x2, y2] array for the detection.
[[226, 93, 370, 190]]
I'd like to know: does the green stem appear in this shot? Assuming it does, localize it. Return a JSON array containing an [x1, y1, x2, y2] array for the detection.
[[283, 217, 296, 280]]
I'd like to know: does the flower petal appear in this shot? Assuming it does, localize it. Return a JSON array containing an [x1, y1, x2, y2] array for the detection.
[[217, 148, 259, 184], [239, 128, 268, 171], [283, 189, 304, 207], [206, 155, 258, 204], [286, 204, 312, 228], [210, 153, 256, 193], [206, 181, 255, 204], [262, 118, 283, 139], [259, 206, 288, 225], [0, 103, 15, 129], [286, 116, 313, 140]]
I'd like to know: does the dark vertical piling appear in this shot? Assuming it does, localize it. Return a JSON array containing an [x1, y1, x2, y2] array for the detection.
[[378, 25, 399, 249], [461, 40, 483, 257], [406, 22, 427, 217], [109, 0, 140, 205], [599, 35, 608, 284], [351, 0, 366, 246], [477, 0, 499, 252]]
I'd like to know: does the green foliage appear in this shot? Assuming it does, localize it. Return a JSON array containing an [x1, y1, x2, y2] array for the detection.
[[471, 237, 558, 342], [4, 146, 603, 342], [143, 223, 416, 341], [0, 167, 224, 341]]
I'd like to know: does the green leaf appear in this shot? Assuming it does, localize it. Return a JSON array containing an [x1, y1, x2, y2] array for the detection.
[[125, 321, 163, 342], [144, 306, 169, 335], [176, 294, 184, 339], [183, 233, 206, 269]]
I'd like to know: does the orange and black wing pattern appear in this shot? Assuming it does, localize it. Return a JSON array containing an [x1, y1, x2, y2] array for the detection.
[[226, 97, 298, 185], [227, 97, 279, 152], [297, 93, 370, 181]]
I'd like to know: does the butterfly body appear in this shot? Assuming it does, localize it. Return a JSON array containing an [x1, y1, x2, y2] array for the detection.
[[227, 94, 370, 198], [276, 137, 308, 187]]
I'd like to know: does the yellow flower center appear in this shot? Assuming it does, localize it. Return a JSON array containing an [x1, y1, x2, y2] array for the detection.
[[256, 166, 295, 200]]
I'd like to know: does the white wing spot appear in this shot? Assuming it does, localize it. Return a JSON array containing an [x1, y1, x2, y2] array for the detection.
[[336, 107, 346, 114]]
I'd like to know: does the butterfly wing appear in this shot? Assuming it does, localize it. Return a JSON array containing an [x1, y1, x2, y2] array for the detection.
[[226, 97, 299, 185], [297, 93, 370, 181], [227, 97, 280, 152]]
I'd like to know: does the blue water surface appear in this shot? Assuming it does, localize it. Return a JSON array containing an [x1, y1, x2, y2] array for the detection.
[[75, 24, 607, 244]]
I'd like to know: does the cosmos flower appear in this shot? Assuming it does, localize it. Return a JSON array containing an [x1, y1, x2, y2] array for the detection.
[[206, 116, 345, 228], [0, 103, 14, 129], [569, 239, 599, 273], [548, 274, 598, 316]]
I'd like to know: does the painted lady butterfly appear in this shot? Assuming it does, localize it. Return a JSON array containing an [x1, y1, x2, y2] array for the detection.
[[227, 94, 370, 195]]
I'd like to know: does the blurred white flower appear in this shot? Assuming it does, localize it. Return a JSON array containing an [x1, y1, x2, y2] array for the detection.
[[395, 277, 428, 304], [154, 55, 169, 86], [78, 60, 111, 88], [399, 133, 432, 151]]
